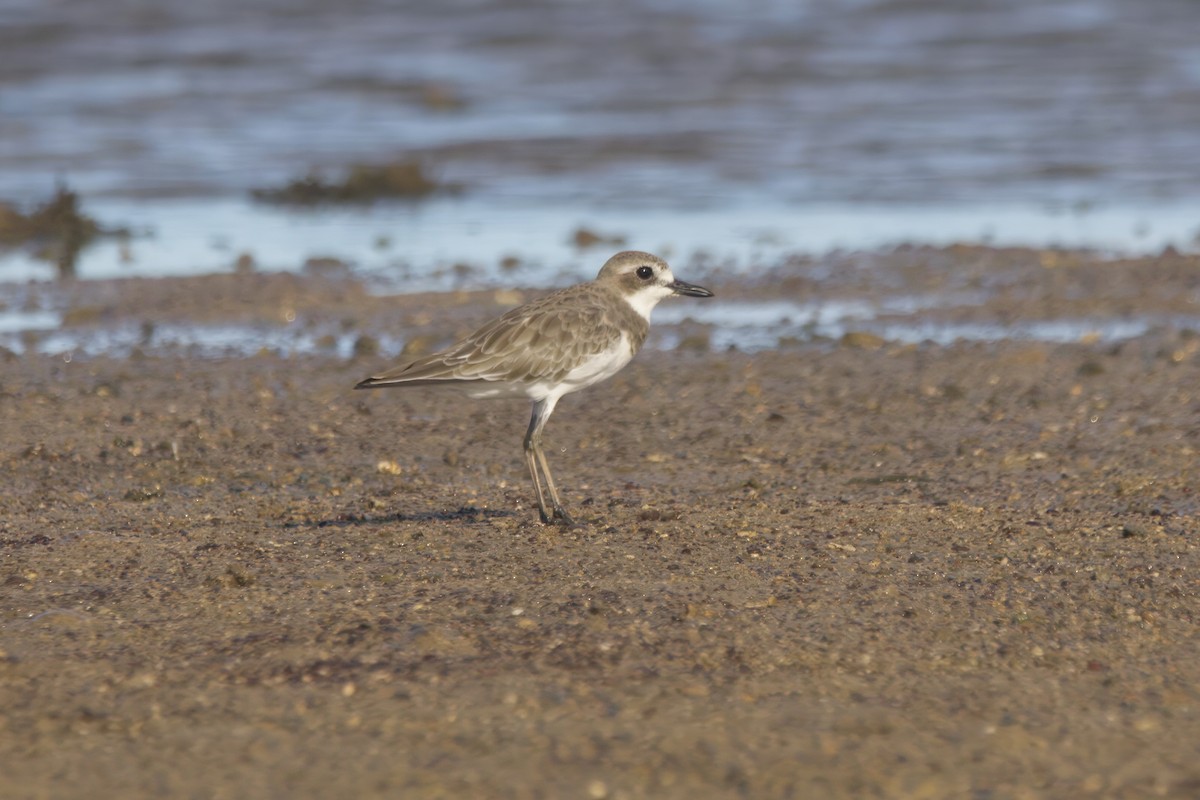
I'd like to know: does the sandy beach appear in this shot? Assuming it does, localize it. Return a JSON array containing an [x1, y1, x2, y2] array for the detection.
[[1, 246, 1197, 798], [5, 0, 1200, 795]]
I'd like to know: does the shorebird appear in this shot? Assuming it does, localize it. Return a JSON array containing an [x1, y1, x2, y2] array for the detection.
[[355, 250, 714, 524]]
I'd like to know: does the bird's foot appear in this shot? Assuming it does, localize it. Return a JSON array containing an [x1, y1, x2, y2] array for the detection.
[[539, 506, 577, 527]]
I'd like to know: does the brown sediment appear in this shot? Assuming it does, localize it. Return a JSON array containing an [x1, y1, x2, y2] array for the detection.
[[0, 247, 1198, 798]]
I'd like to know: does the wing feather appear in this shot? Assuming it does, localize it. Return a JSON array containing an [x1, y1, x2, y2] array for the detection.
[[356, 283, 648, 390]]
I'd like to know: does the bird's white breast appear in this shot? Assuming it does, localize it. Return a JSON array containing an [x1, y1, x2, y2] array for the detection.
[[528, 332, 635, 401]]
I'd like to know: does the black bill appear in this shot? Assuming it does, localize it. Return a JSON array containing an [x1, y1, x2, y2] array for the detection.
[[670, 279, 714, 298]]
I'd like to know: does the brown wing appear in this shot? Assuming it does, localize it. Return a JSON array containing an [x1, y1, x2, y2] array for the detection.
[[356, 284, 648, 389]]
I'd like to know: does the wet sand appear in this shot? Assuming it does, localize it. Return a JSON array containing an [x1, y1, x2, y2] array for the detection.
[[2, 248, 1199, 798]]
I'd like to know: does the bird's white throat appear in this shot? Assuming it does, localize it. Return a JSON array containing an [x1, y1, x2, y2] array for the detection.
[[621, 283, 675, 321]]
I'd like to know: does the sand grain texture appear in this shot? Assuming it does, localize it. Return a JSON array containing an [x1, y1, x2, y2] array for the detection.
[[2, 253, 1199, 799]]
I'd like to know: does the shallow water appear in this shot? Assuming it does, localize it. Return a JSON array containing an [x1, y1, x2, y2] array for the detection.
[[1, 195, 1197, 287], [2, 0, 1199, 349], [4, 0, 1199, 205], [7, 287, 1196, 360]]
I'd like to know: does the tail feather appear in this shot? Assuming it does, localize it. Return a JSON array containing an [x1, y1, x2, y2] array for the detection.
[[355, 374, 460, 390]]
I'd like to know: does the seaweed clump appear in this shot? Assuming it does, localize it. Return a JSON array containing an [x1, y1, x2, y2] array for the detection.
[[252, 160, 454, 206], [0, 185, 126, 278]]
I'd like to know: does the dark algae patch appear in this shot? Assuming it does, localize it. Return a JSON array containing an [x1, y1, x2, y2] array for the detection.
[[0, 185, 129, 277], [251, 160, 456, 205]]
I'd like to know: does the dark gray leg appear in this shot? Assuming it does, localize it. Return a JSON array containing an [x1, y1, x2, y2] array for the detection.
[[523, 398, 575, 525], [523, 406, 551, 523]]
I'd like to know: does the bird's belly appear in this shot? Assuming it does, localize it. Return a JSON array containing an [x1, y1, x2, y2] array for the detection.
[[457, 334, 635, 401], [463, 383, 536, 400]]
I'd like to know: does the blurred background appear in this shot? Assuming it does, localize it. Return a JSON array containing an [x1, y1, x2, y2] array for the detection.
[[1, 0, 1199, 284]]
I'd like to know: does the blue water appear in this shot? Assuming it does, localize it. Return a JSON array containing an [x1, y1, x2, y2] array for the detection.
[[2, 0, 1199, 349], [10, 297, 1192, 359], [4, 0, 1199, 207], [1, 196, 1196, 287]]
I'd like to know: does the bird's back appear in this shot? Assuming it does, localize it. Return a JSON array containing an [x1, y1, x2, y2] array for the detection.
[[356, 280, 649, 395]]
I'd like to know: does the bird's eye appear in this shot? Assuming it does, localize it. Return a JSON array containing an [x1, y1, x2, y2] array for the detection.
[[635, 266, 654, 280]]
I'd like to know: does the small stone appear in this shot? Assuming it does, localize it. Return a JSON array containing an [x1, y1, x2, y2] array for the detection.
[[494, 289, 524, 306], [840, 331, 885, 350], [352, 335, 379, 358], [1121, 523, 1147, 538]]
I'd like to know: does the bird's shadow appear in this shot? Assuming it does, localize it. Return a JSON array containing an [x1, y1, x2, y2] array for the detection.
[[282, 506, 516, 529]]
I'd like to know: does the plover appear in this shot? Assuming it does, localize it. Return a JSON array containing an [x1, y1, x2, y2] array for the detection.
[[355, 250, 714, 524]]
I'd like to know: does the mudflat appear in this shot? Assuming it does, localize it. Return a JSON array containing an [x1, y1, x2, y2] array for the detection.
[[2, 247, 1198, 798]]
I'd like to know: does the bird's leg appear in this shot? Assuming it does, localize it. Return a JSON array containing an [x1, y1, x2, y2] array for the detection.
[[534, 443, 575, 525], [523, 444, 551, 524], [523, 401, 553, 523], [523, 398, 575, 525]]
